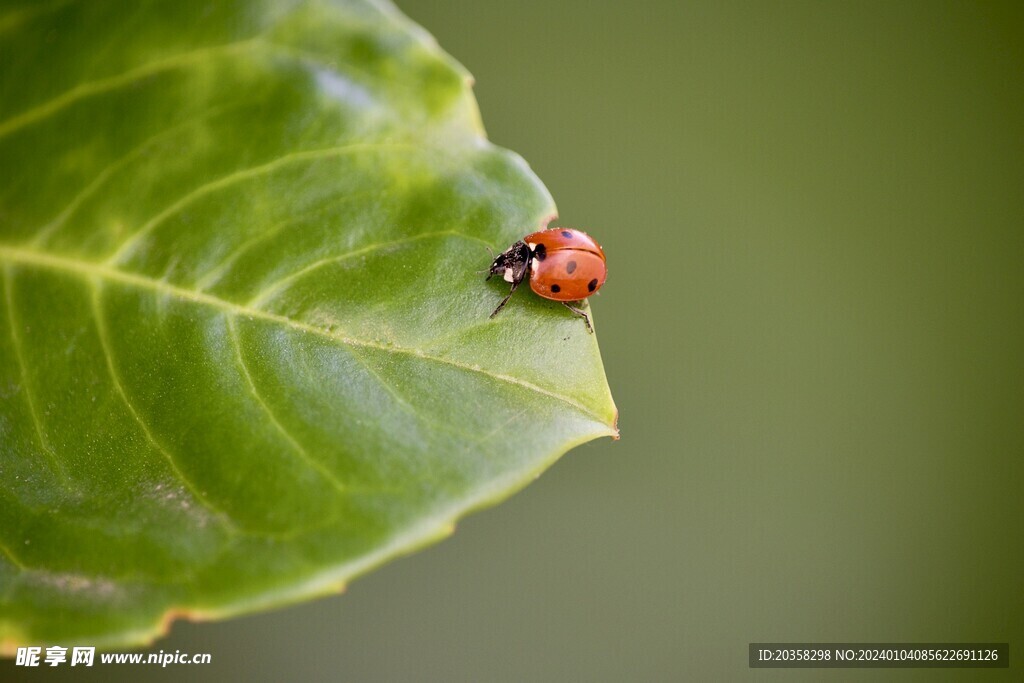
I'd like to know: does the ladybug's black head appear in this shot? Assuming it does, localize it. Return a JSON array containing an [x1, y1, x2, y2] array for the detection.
[[486, 240, 531, 286]]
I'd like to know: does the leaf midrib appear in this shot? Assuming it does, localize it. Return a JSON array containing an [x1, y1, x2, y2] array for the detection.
[[0, 244, 608, 425]]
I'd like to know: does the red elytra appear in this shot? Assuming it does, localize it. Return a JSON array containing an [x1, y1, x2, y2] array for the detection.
[[486, 228, 607, 332]]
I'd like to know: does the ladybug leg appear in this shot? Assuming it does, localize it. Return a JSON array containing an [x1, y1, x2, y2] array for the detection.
[[561, 301, 593, 333], [490, 279, 521, 318]]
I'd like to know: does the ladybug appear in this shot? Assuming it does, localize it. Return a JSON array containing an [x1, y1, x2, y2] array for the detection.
[[486, 228, 607, 332]]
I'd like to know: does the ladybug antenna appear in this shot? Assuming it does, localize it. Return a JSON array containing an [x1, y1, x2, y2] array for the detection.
[[480, 245, 497, 279]]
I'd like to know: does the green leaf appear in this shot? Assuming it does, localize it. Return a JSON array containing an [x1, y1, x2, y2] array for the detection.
[[0, 0, 616, 649]]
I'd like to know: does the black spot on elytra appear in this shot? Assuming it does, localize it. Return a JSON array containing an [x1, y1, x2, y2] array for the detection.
[[534, 243, 546, 261], [561, 230, 573, 239], [588, 278, 598, 292], [566, 260, 577, 274], [551, 284, 561, 293]]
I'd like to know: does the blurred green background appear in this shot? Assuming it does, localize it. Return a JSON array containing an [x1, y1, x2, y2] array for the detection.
[[16, 0, 1021, 680]]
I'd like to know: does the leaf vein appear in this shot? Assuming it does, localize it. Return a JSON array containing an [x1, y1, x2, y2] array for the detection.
[[0, 539, 28, 573], [343, 346, 479, 444], [225, 316, 348, 494], [31, 102, 244, 248], [191, 189, 378, 292], [0, 39, 260, 140], [103, 142, 418, 266], [89, 281, 241, 535], [2, 267, 70, 483]]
